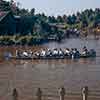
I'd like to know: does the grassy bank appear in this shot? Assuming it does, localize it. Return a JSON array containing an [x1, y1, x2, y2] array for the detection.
[[0, 35, 48, 46]]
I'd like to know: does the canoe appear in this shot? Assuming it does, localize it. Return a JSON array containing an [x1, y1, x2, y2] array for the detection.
[[10, 54, 96, 60], [5, 49, 96, 60], [80, 51, 96, 58]]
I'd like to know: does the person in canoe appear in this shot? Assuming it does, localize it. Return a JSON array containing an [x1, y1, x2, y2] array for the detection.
[[46, 49, 52, 57], [70, 48, 80, 59], [58, 48, 64, 57], [81, 46, 89, 56], [81, 46, 89, 57], [40, 49, 46, 57], [52, 48, 59, 57], [64, 48, 70, 57]]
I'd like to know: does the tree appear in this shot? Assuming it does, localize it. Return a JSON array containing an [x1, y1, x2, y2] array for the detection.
[[57, 15, 63, 23], [62, 14, 67, 23], [48, 16, 57, 23], [19, 8, 29, 16], [30, 8, 35, 16], [67, 15, 72, 25], [71, 14, 77, 24], [10, 0, 18, 14], [82, 20, 88, 28], [0, 0, 11, 11]]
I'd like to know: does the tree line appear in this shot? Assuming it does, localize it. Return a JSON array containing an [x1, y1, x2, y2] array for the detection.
[[0, 0, 100, 45], [1, 0, 100, 27]]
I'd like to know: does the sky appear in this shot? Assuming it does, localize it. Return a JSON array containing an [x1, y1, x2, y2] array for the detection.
[[5, 0, 100, 16]]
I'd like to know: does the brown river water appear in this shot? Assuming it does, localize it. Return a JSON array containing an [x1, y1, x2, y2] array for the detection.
[[0, 38, 100, 100]]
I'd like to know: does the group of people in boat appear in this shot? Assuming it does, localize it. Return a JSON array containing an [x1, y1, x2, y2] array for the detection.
[[15, 46, 96, 59]]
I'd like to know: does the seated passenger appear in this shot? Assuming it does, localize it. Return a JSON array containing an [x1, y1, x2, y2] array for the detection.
[[70, 48, 80, 59], [70, 48, 74, 54], [46, 49, 52, 57], [59, 48, 64, 56], [23, 51, 28, 57], [40, 49, 46, 57], [64, 48, 70, 56], [82, 46, 88, 55], [52, 48, 58, 56], [28, 50, 33, 57], [73, 48, 76, 54], [74, 48, 80, 58], [34, 51, 40, 57], [70, 48, 74, 59], [16, 50, 21, 57]]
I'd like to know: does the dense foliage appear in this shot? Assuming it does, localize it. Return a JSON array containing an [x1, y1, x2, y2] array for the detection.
[[0, 0, 100, 45], [0, 0, 100, 26]]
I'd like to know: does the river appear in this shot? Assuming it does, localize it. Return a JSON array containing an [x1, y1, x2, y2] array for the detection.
[[0, 38, 100, 100]]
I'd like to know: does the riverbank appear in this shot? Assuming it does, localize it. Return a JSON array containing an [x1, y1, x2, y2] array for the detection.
[[0, 34, 100, 46]]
